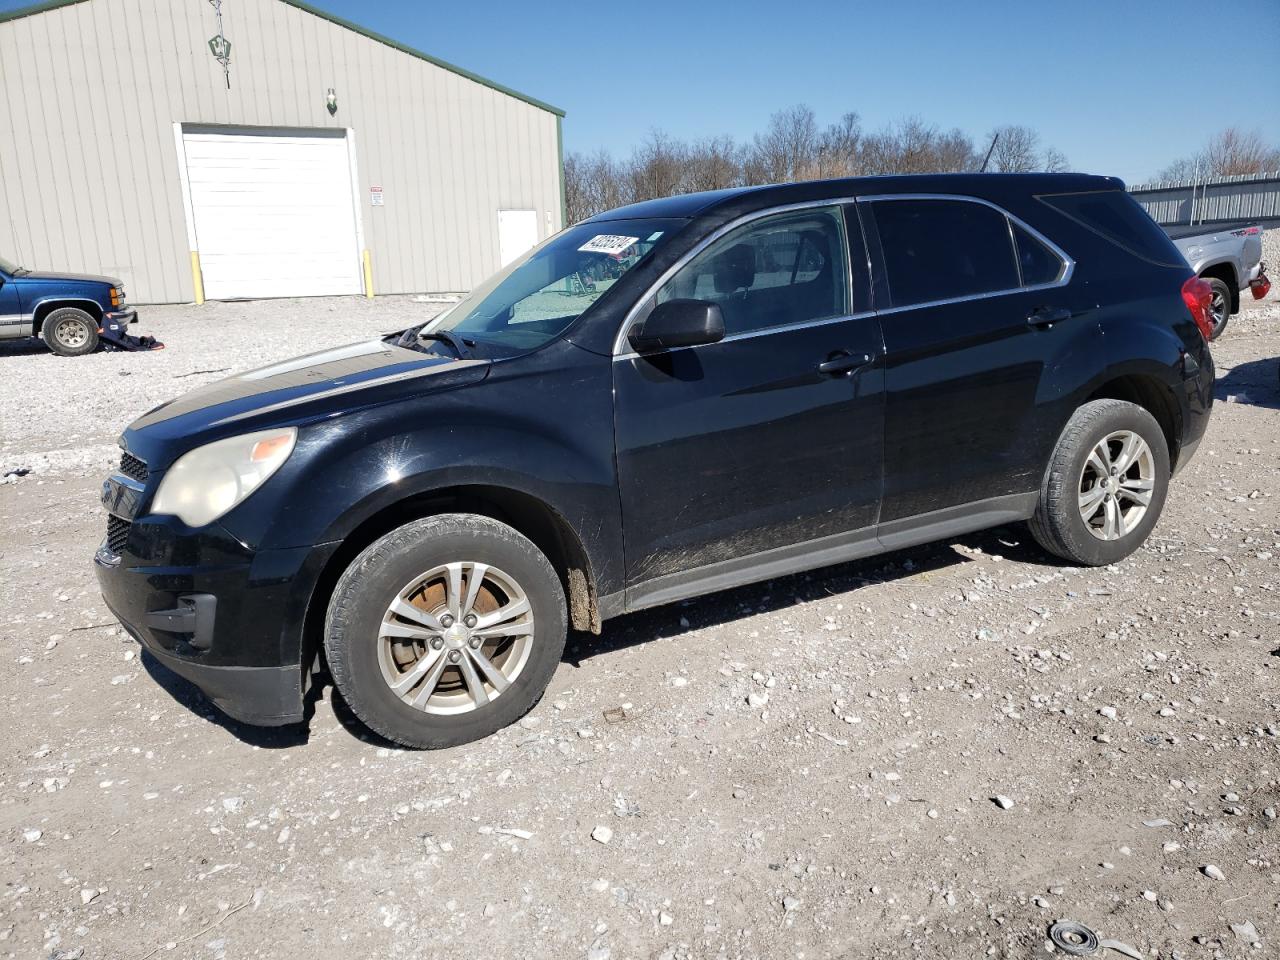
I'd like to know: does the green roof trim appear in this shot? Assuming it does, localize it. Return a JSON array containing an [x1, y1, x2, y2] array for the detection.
[[0, 0, 566, 118], [0, 0, 87, 24], [279, 0, 565, 116]]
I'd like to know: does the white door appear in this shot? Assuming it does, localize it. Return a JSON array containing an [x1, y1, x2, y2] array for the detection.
[[497, 209, 539, 267], [181, 128, 362, 299]]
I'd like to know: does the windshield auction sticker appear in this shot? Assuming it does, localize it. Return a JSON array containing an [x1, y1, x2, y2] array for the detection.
[[578, 235, 640, 256]]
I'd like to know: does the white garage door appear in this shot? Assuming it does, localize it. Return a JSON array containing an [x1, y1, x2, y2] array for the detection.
[[181, 128, 362, 299]]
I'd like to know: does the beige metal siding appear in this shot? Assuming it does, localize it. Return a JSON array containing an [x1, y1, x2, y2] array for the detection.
[[0, 0, 563, 303]]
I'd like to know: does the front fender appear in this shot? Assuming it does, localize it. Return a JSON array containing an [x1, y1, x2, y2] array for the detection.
[[219, 347, 624, 597], [29, 295, 106, 328]]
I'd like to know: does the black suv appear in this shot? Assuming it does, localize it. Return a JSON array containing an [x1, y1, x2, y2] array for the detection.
[[96, 174, 1215, 748]]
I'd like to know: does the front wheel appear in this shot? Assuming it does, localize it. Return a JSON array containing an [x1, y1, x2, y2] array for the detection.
[[1029, 399, 1170, 566], [43, 307, 100, 357], [324, 514, 567, 749], [1205, 277, 1232, 340]]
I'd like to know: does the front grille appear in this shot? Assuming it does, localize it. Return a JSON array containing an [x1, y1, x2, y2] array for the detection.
[[119, 451, 148, 483], [106, 515, 131, 555]]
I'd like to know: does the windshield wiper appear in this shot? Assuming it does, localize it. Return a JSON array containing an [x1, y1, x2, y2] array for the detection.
[[411, 329, 477, 360]]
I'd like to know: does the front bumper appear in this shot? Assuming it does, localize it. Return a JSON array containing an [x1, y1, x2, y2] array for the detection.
[[103, 308, 137, 334], [94, 500, 338, 726]]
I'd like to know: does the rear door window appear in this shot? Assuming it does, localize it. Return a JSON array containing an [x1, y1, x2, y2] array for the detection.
[[1039, 190, 1183, 267], [870, 199, 1020, 308]]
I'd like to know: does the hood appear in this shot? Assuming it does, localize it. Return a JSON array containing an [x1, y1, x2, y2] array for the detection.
[[20, 269, 121, 286], [124, 339, 490, 459]]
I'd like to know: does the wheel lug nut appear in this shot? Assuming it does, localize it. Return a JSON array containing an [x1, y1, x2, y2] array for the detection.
[[448, 650, 460, 663], [464, 614, 478, 628], [430, 637, 443, 650], [469, 638, 480, 649], [440, 615, 454, 628]]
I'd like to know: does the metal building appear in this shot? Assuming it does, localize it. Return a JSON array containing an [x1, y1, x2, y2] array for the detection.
[[1129, 171, 1280, 231], [0, 0, 565, 303]]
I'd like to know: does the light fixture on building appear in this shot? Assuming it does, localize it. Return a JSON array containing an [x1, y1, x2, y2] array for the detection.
[[326, 88, 338, 115]]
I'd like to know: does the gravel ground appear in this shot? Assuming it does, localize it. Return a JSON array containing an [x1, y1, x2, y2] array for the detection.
[[1, 296, 1278, 960]]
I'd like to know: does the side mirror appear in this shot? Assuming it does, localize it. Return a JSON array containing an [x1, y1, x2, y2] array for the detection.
[[628, 299, 725, 353]]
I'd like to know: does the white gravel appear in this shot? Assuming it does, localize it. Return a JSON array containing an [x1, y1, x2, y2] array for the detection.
[[0, 297, 1277, 959], [0, 295, 444, 479]]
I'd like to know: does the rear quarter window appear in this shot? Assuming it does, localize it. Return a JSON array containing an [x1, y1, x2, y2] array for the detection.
[[871, 198, 1020, 308], [1038, 191, 1184, 268]]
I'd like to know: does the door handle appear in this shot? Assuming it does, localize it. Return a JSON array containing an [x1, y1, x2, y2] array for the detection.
[[817, 351, 873, 376], [1027, 306, 1073, 328]]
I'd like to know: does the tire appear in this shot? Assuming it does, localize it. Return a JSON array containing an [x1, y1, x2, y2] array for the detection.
[[1205, 277, 1232, 341], [43, 307, 100, 357], [324, 513, 567, 749], [1029, 399, 1170, 567]]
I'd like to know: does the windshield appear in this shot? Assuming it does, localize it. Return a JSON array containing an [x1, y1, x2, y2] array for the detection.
[[415, 218, 686, 356], [0, 255, 21, 275]]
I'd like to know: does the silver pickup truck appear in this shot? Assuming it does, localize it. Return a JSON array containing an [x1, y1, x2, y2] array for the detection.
[[1167, 225, 1270, 339]]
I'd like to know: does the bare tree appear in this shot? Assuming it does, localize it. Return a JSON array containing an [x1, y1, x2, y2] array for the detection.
[[562, 106, 1068, 221], [984, 125, 1070, 172], [745, 105, 820, 184], [1041, 146, 1070, 173], [684, 135, 743, 192], [563, 149, 628, 225], [811, 112, 863, 179], [1160, 127, 1280, 180], [860, 118, 976, 175], [628, 130, 687, 202]]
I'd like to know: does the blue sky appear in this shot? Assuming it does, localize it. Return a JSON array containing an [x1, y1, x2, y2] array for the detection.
[[5, 0, 1278, 183]]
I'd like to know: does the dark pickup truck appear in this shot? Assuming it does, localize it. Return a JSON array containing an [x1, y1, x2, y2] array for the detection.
[[0, 254, 158, 355]]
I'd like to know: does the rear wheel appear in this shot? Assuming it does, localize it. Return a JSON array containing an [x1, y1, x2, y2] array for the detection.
[[43, 307, 99, 357], [324, 514, 567, 749], [1205, 277, 1232, 340], [1029, 399, 1170, 566]]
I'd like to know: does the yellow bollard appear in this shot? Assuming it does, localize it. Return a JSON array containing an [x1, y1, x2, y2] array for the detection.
[[362, 249, 375, 299], [190, 251, 205, 305]]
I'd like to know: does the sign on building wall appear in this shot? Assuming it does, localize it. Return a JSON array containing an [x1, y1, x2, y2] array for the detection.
[[370, 186, 384, 206]]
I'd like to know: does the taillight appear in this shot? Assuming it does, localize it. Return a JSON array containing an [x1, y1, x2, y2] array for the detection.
[[1181, 276, 1214, 341]]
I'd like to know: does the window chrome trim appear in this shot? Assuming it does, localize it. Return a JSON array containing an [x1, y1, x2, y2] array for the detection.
[[614, 309, 878, 361], [611, 197, 859, 358], [856, 193, 1075, 313], [610, 192, 1075, 357]]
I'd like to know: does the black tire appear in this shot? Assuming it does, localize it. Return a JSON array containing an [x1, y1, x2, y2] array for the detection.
[[1029, 399, 1170, 566], [1205, 277, 1232, 340], [324, 513, 567, 749], [42, 307, 100, 357]]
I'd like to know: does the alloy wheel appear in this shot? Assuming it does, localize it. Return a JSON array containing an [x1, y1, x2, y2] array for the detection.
[[377, 561, 535, 715], [1210, 290, 1227, 328], [1077, 430, 1155, 541]]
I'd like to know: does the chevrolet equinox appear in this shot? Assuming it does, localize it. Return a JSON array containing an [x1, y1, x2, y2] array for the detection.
[[96, 174, 1215, 748]]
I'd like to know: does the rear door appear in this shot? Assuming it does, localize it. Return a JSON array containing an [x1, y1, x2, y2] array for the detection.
[[860, 195, 1084, 528], [613, 203, 884, 597]]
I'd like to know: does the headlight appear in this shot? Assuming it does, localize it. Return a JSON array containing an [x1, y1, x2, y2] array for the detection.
[[151, 428, 297, 527]]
